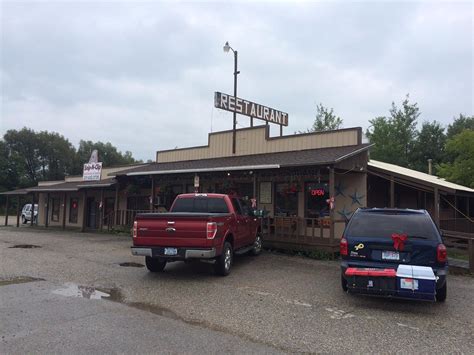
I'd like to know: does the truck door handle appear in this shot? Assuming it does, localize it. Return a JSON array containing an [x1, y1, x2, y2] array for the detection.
[[166, 227, 176, 233]]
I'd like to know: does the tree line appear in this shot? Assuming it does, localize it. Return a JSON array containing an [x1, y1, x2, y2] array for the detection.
[[0, 127, 141, 192], [308, 95, 474, 188]]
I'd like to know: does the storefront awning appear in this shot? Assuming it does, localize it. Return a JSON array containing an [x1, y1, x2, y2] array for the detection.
[[114, 144, 372, 177]]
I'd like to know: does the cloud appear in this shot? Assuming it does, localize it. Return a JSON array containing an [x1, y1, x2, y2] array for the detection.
[[1, 1, 472, 161]]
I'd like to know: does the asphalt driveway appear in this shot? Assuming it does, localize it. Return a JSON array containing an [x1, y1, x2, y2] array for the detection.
[[1, 227, 473, 353]]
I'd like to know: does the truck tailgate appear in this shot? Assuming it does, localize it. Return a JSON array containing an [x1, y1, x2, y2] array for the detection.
[[134, 213, 229, 247]]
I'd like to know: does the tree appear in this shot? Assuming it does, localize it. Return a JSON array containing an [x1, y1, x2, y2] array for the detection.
[[0, 140, 23, 191], [308, 103, 343, 132], [3, 128, 77, 185], [437, 130, 474, 188], [37, 131, 77, 181], [366, 95, 420, 167], [3, 128, 42, 185], [73, 140, 140, 174], [446, 114, 474, 140], [410, 121, 446, 174]]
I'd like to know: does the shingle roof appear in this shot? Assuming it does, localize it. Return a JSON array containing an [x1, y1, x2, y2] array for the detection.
[[114, 144, 372, 176]]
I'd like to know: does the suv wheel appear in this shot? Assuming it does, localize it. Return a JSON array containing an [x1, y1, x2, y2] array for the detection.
[[436, 281, 447, 302], [250, 233, 262, 256], [21, 216, 26, 224], [341, 274, 348, 292], [214, 241, 233, 276], [145, 256, 166, 272]]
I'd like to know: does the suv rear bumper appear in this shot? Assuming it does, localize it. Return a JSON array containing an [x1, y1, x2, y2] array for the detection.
[[341, 260, 447, 289], [131, 247, 216, 260]]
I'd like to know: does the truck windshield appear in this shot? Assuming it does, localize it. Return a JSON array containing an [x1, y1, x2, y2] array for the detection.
[[171, 197, 229, 213], [346, 212, 439, 240]]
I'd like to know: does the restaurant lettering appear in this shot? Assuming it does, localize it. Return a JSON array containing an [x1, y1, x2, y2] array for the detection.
[[214, 92, 289, 126]]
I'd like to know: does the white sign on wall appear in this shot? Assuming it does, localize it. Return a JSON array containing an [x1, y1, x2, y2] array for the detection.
[[83, 162, 102, 181]]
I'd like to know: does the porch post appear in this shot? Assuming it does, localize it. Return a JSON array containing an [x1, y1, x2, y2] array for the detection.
[[390, 176, 395, 208], [81, 190, 87, 232], [100, 188, 104, 231], [30, 193, 35, 226], [434, 187, 440, 227], [114, 184, 119, 226], [4, 195, 9, 226], [150, 176, 155, 211], [329, 166, 335, 241], [62, 192, 67, 230], [45, 193, 49, 228], [16, 196, 20, 227], [252, 173, 257, 200]]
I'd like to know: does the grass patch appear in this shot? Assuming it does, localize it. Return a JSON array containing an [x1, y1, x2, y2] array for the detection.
[[266, 248, 335, 260], [448, 250, 469, 261]]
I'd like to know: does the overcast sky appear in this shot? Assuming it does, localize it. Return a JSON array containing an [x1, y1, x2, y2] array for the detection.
[[1, 0, 472, 161]]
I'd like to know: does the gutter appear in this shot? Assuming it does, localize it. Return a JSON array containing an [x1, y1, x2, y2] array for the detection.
[[126, 164, 281, 176]]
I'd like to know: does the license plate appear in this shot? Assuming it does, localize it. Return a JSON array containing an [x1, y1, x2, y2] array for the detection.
[[400, 278, 419, 290], [382, 251, 399, 260], [164, 247, 177, 256]]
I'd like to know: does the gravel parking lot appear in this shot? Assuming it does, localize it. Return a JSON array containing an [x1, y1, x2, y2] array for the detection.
[[1, 227, 473, 353]]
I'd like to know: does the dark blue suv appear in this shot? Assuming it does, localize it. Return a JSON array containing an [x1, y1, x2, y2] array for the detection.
[[340, 208, 448, 302]]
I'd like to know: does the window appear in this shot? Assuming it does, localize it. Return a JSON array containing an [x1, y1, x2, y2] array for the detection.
[[305, 182, 329, 219], [69, 198, 79, 223], [346, 211, 439, 240], [275, 183, 298, 217], [171, 197, 229, 213], [231, 198, 242, 215], [51, 198, 60, 222]]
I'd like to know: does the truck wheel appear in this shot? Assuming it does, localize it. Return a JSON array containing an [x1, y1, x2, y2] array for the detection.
[[145, 256, 166, 272], [250, 232, 262, 256], [436, 281, 447, 302], [214, 241, 233, 276]]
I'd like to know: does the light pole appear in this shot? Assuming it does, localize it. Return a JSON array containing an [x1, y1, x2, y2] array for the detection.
[[223, 41, 240, 154]]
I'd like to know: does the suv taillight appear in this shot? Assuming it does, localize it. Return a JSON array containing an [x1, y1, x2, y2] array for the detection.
[[437, 243, 447, 263], [133, 221, 137, 238], [340, 237, 348, 256], [207, 222, 217, 239]]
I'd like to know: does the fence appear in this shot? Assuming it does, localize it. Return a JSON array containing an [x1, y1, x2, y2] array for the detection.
[[260, 216, 345, 254]]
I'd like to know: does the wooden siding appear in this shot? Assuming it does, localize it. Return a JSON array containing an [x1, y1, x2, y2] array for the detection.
[[157, 126, 361, 163]]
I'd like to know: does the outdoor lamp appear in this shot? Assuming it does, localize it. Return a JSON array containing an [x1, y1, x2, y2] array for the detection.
[[223, 41, 231, 53]]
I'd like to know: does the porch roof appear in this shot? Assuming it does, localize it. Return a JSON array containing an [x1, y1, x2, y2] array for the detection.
[[114, 144, 372, 177], [0, 188, 30, 196], [1, 178, 118, 194], [368, 160, 474, 194]]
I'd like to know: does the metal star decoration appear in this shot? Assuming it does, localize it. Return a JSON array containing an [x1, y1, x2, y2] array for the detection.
[[337, 205, 353, 220], [335, 181, 345, 197], [349, 189, 365, 206]]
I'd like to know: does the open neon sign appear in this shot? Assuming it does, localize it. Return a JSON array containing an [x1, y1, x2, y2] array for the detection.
[[310, 189, 326, 196]]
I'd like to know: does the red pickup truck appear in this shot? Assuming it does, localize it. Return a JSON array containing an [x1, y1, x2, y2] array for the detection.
[[131, 193, 262, 276]]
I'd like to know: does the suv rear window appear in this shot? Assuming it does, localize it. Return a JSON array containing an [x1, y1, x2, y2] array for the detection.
[[171, 197, 229, 213], [346, 212, 439, 240]]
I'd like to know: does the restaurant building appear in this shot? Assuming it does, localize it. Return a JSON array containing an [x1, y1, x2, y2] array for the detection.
[[3, 125, 473, 254]]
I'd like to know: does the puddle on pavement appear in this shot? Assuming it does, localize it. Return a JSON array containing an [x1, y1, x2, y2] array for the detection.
[[0, 276, 44, 286], [119, 262, 144, 268], [9, 244, 41, 249], [52, 283, 123, 301]]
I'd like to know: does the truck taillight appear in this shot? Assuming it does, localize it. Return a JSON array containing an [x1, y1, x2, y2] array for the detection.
[[340, 237, 348, 256], [133, 221, 137, 238], [437, 243, 447, 263], [207, 222, 217, 239]]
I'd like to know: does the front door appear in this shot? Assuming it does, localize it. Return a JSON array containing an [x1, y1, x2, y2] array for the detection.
[[87, 197, 99, 229]]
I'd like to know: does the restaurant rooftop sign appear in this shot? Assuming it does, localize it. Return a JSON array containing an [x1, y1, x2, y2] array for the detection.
[[214, 92, 288, 127]]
